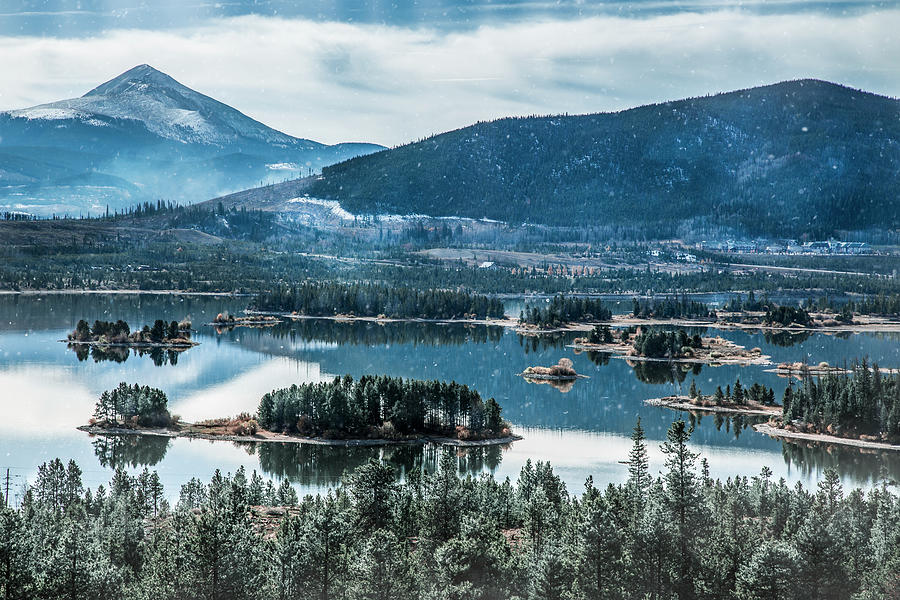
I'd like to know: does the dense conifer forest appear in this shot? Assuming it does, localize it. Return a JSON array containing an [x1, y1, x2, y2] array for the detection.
[[632, 329, 704, 359], [632, 296, 712, 319], [724, 291, 770, 312], [309, 80, 900, 238], [781, 362, 900, 440], [3, 419, 900, 600], [257, 375, 507, 439], [519, 295, 612, 328], [251, 282, 506, 320], [765, 305, 812, 327], [2, 230, 898, 297], [805, 293, 900, 317], [92, 382, 175, 428], [722, 294, 818, 326]]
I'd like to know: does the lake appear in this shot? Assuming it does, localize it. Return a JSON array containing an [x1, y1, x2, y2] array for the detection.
[[1, 292, 899, 503]]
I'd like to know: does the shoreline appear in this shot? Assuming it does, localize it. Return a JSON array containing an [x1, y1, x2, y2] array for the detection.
[[764, 363, 900, 378], [208, 319, 283, 327], [645, 395, 780, 417], [0, 289, 248, 297], [753, 423, 900, 452], [568, 337, 771, 366], [519, 373, 587, 381], [1, 292, 893, 332], [252, 310, 518, 328], [64, 340, 198, 349], [77, 424, 522, 448]]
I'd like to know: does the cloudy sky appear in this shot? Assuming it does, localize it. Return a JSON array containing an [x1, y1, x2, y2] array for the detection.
[[1, 1, 897, 146]]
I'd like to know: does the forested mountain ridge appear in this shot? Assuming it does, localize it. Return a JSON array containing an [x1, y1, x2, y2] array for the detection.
[[309, 79, 899, 237]]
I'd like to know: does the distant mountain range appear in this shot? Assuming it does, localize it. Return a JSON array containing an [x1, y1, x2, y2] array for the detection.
[[307, 79, 900, 238], [0, 65, 383, 216]]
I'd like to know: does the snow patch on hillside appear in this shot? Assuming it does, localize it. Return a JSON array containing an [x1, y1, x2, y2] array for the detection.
[[287, 197, 355, 220], [9, 107, 85, 120], [286, 196, 506, 226]]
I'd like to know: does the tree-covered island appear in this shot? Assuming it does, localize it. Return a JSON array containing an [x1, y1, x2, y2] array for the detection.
[[257, 375, 511, 442], [647, 377, 781, 417], [210, 311, 282, 328], [82, 376, 516, 446], [67, 318, 195, 347], [571, 326, 769, 365], [90, 382, 178, 428], [764, 361, 900, 445]]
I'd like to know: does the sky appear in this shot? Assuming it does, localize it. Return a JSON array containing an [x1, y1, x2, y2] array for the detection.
[[0, 0, 897, 146]]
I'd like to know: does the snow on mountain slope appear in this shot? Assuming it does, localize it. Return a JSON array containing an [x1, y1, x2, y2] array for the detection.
[[0, 64, 384, 216], [6, 64, 316, 149]]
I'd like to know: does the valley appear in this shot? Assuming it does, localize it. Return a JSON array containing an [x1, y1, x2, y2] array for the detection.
[[2, 59, 899, 600]]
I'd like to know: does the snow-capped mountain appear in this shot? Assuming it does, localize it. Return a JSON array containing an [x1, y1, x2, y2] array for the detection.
[[0, 65, 383, 216]]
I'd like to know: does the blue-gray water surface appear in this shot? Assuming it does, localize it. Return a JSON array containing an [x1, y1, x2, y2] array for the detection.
[[1, 293, 899, 503]]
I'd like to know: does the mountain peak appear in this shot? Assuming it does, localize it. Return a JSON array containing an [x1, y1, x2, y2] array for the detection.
[[84, 64, 186, 98]]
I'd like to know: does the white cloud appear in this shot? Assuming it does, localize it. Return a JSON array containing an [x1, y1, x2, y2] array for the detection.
[[0, 10, 897, 146]]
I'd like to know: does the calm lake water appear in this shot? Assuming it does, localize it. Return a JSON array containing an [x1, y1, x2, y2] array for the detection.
[[1, 293, 899, 503]]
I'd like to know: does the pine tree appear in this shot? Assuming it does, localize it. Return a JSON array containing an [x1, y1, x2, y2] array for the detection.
[[275, 480, 298, 506], [0, 508, 34, 599], [735, 541, 799, 600], [348, 459, 397, 530], [350, 529, 414, 600], [574, 495, 624, 599], [529, 545, 573, 600], [733, 379, 745, 405], [661, 420, 700, 600], [626, 418, 650, 524]]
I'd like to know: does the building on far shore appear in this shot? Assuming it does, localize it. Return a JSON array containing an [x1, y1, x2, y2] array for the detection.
[[696, 238, 873, 256]]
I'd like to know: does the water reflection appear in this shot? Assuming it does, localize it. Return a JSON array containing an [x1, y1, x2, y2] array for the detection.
[[250, 442, 380, 485], [92, 433, 171, 468], [522, 377, 577, 393], [780, 442, 900, 487], [683, 412, 762, 440], [252, 319, 505, 347], [2, 293, 900, 495], [629, 360, 702, 385], [517, 332, 570, 353], [251, 440, 504, 484], [762, 329, 813, 347], [70, 343, 186, 366], [86, 429, 509, 484]]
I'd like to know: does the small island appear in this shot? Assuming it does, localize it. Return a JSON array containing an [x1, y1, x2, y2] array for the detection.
[[646, 377, 780, 417], [210, 311, 282, 328], [571, 325, 770, 365], [67, 318, 196, 348], [81, 375, 519, 447], [520, 357, 585, 381], [766, 361, 857, 378]]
